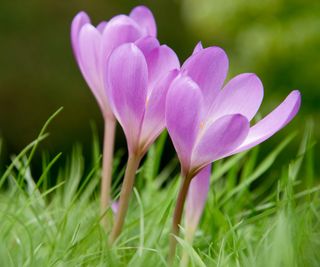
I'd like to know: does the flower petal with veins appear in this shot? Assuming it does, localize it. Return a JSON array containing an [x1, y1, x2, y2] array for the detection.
[[209, 73, 264, 122], [230, 90, 301, 155], [166, 75, 203, 174], [107, 43, 148, 153], [182, 47, 228, 109], [130, 5, 157, 36], [191, 114, 249, 170]]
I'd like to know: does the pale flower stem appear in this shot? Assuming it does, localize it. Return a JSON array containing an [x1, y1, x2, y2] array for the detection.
[[100, 118, 116, 231], [168, 175, 192, 265], [109, 154, 141, 244]]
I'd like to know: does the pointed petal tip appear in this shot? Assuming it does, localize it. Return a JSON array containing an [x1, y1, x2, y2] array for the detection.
[[242, 72, 260, 79], [129, 5, 157, 36], [295, 91, 302, 112], [286, 89, 301, 120], [240, 73, 264, 92], [159, 44, 181, 66], [281, 89, 301, 121], [130, 5, 152, 13], [192, 41, 204, 54], [182, 45, 229, 106], [71, 11, 91, 57], [183, 45, 229, 71], [291, 89, 301, 100], [144, 44, 180, 87], [73, 11, 90, 21], [78, 11, 89, 17], [96, 21, 107, 33], [188, 46, 228, 63], [204, 46, 228, 57], [134, 36, 160, 57], [159, 44, 180, 65], [229, 89, 301, 155], [78, 24, 101, 54], [106, 14, 136, 26]]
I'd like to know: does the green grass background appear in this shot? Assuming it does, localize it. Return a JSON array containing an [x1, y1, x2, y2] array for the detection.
[[0, 111, 319, 266]]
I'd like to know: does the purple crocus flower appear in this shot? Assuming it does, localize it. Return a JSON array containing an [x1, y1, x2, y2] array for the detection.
[[166, 43, 301, 260], [71, 6, 157, 230], [106, 39, 180, 243], [166, 43, 301, 179]]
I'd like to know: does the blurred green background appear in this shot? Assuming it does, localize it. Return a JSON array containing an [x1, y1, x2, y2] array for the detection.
[[0, 0, 319, 172]]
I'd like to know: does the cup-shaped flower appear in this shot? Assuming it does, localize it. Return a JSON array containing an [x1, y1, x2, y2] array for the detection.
[[71, 6, 158, 230], [71, 6, 157, 118], [166, 43, 301, 262], [106, 40, 180, 156], [106, 39, 179, 243], [166, 44, 301, 179]]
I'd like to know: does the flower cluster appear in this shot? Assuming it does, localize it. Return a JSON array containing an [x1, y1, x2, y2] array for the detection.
[[71, 5, 301, 261]]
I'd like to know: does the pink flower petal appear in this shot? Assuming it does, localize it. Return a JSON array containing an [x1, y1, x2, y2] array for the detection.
[[135, 36, 160, 57], [78, 24, 105, 111], [106, 43, 148, 153], [230, 90, 301, 155], [101, 15, 143, 62], [185, 165, 211, 232], [166, 75, 204, 174], [209, 73, 264, 122], [192, 114, 249, 169], [182, 47, 229, 110], [140, 70, 179, 151], [129, 6, 157, 37], [145, 45, 180, 89], [96, 21, 107, 33], [192, 41, 203, 55], [71, 11, 90, 62]]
